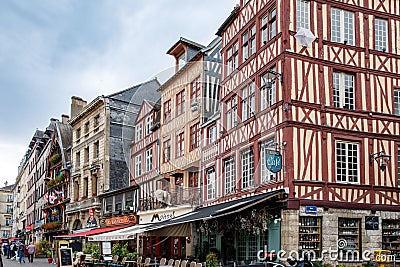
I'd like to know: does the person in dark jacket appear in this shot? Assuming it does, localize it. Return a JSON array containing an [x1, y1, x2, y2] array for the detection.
[[18, 243, 25, 263]]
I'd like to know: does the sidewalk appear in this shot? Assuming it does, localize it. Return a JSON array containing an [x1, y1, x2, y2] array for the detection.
[[2, 256, 52, 266]]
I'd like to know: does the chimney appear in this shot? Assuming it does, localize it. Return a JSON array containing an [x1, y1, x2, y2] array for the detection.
[[70, 96, 87, 119], [61, 114, 70, 124]]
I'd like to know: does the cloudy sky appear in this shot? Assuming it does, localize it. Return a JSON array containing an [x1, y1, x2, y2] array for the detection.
[[0, 0, 235, 186]]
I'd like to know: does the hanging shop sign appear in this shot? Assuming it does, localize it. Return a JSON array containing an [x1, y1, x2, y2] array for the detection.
[[100, 214, 138, 227], [365, 216, 379, 230], [266, 150, 282, 173], [26, 225, 34, 232]]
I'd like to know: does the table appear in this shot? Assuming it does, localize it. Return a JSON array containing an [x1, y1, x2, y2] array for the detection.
[[125, 260, 136, 267]]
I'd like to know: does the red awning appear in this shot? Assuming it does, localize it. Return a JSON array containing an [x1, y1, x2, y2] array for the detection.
[[54, 226, 126, 239]]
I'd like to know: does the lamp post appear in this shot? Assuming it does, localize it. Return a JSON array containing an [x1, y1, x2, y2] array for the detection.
[[369, 151, 391, 171]]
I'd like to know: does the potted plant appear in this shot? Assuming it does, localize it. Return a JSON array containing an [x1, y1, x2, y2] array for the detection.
[[46, 250, 53, 263], [206, 253, 218, 267]]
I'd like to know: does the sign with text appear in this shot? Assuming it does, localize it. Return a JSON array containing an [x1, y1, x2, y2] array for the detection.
[[266, 150, 282, 173], [305, 206, 317, 215], [58, 248, 73, 267], [100, 214, 138, 227]]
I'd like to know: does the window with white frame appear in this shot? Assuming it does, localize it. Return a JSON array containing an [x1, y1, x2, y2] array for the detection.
[[146, 116, 152, 135], [242, 82, 255, 121], [336, 140, 359, 183], [260, 140, 277, 183], [224, 157, 235, 194], [261, 7, 277, 45], [135, 124, 142, 142], [208, 124, 217, 144], [331, 8, 354, 45], [296, 0, 310, 30], [242, 149, 254, 188], [260, 68, 277, 110], [394, 89, 400, 115], [176, 132, 185, 157], [333, 71, 354, 109], [146, 148, 153, 172], [207, 168, 216, 200], [135, 155, 142, 178], [375, 18, 388, 52], [227, 95, 238, 130], [242, 25, 256, 62], [227, 42, 239, 75], [398, 149, 400, 187]]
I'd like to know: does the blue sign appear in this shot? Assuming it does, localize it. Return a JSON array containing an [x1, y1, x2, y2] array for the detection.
[[305, 206, 317, 215], [266, 150, 282, 173]]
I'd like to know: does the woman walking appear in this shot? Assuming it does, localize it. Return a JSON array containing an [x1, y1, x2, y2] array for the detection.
[[18, 243, 25, 263]]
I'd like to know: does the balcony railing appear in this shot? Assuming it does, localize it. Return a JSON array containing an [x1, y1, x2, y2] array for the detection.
[[139, 186, 200, 211], [66, 196, 101, 214]]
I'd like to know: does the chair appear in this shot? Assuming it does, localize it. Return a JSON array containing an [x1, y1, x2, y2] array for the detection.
[[143, 257, 151, 267], [159, 258, 167, 266], [174, 260, 181, 267], [196, 263, 202, 267], [137, 256, 143, 267], [189, 262, 196, 267], [180, 260, 188, 267], [167, 259, 174, 266]]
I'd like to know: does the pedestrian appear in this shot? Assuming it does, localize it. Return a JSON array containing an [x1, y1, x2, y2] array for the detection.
[[27, 242, 35, 263], [18, 242, 25, 263], [5, 243, 9, 259]]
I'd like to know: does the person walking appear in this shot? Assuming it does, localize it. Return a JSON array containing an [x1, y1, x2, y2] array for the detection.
[[27, 242, 35, 263], [18, 242, 25, 263]]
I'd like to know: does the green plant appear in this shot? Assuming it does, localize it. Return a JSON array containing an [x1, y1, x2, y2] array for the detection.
[[49, 153, 61, 165], [206, 253, 218, 267], [46, 250, 52, 258], [322, 263, 333, 267], [121, 243, 129, 257], [112, 243, 123, 257], [363, 261, 374, 267], [127, 252, 138, 261], [312, 261, 323, 267]]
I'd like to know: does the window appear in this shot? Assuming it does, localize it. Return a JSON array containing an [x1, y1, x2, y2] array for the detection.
[[76, 152, 80, 167], [84, 147, 89, 163], [176, 132, 185, 157], [224, 157, 235, 194], [178, 53, 186, 70], [76, 128, 81, 140], [261, 8, 277, 45], [6, 205, 12, 214], [105, 197, 113, 213], [394, 89, 400, 115], [135, 155, 142, 178], [398, 149, 400, 187], [176, 90, 185, 116], [331, 8, 354, 45], [242, 25, 256, 61], [5, 218, 11, 226], [146, 116, 152, 135], [336, 140, 359, 183], [146, 148, 153, 172], [190, 123, 200, 150], [375, 18, 388, 52], [84, 122, 90, 134], [242, 82, 255, 121], [94, 115, 100, 128], [242, 149, 254, 188], [260, 68, 277, 110], [135, 124, 142, 142], [91, 174, 97, 195], [83, 177, 88, 197], [164, 100, 171, 122], [191, 77, 201, 103], [115, 195, 123, 211], [227, 42, 239, 75], [125, 191, 134, 209], [206, 168, 216, 200], [6, 195, 13, 202], [226, 95, 238, 130], [93, 141, 99, 159], [296, 0, 310, 30], [208, 124, 217, 144], [163, 139, 171, 163], [260, 140, 277, 183], [333, 71, 354, 109], [189, 172, 199, 187]]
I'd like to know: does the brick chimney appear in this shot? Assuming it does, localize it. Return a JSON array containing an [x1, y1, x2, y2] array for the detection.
[[61, 114, 70, 124], [70, 96, 87, 119]]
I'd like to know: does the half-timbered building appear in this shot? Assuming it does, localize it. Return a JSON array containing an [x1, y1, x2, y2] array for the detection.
[[200, 0, 400, 263]]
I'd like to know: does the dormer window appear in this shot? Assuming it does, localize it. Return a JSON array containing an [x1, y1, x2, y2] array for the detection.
[[178, 53, 186, 70]]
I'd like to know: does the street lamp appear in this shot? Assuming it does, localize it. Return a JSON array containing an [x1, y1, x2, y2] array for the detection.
[[370, 151, 391, 171]]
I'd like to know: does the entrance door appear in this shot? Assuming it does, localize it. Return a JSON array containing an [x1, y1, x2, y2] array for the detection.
[[268, 220, 281, 253]]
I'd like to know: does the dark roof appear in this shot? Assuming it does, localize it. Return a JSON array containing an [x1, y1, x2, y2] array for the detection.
[[107, 78, 161, 99], [216, 5, 240, 36], [0, 184, 14, 191], [166, 37, 206, 55], [55, 121, 72, 167], [144, 189, 287, 231]]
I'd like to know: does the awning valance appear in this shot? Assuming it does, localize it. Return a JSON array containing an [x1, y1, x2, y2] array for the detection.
[[87, 224, 150, 242], [54, 226, 126, 240]]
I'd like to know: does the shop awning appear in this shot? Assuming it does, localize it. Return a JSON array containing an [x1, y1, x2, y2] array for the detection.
[[54, 226, 126, 240], [142, 189, 288, 234], [87, 224, 150, 242]]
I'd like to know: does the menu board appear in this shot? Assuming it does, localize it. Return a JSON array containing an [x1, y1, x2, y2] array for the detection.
[[58, 248, 73, 267]]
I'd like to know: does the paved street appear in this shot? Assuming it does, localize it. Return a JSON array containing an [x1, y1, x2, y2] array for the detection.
[[2, 257, 52, 267]]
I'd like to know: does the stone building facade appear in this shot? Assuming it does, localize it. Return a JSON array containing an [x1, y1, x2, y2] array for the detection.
[[0, 183, 14, 239]]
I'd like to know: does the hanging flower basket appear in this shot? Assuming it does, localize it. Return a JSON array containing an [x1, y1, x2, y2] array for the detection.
[[49, 153, 61, 165]]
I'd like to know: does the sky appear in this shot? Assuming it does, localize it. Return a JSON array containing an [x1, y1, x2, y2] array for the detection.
[[0, 0, 235, 186]]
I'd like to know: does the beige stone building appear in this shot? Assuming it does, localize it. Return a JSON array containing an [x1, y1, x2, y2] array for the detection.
[[0, 183, 14, 239]]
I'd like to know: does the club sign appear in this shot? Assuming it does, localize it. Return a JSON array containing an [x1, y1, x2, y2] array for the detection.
[[266, 150, 282, 173]]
